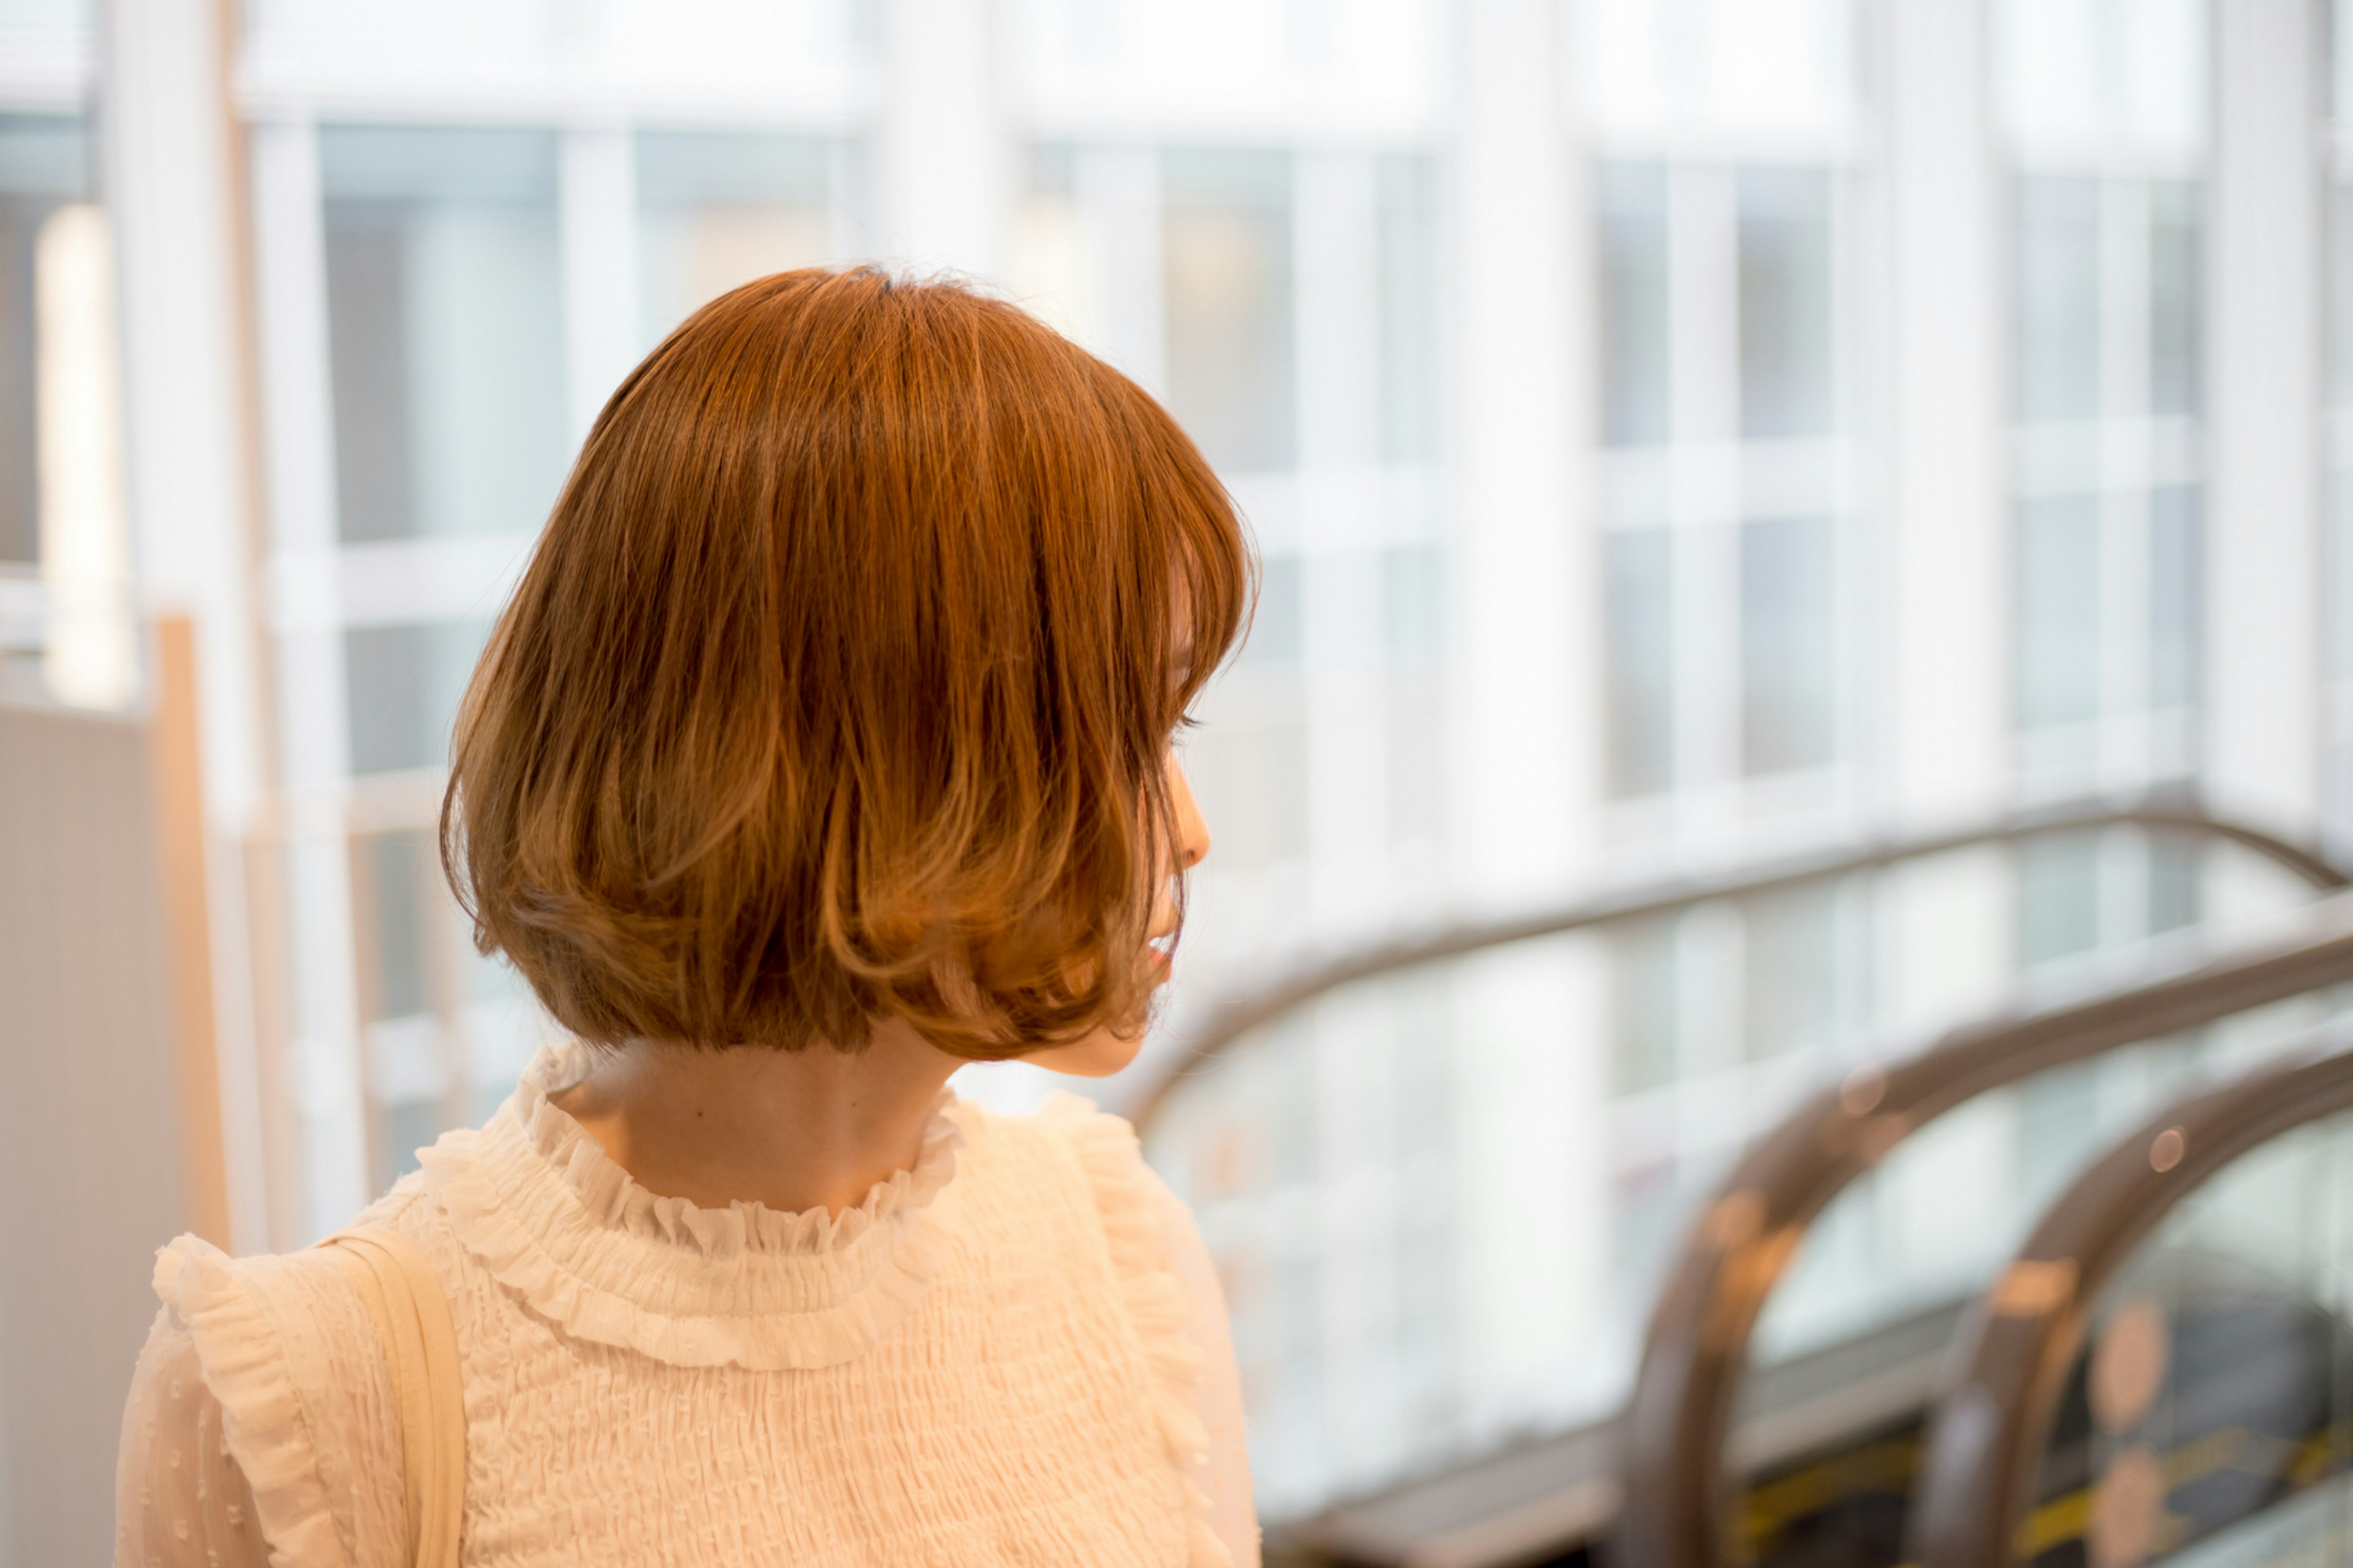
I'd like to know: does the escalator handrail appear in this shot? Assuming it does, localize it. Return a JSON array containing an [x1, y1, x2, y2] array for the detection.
[[1907, 1031, 2353, 1568], [1129, 797, 2346, 1136], [1615, 894, 2353, 1568]]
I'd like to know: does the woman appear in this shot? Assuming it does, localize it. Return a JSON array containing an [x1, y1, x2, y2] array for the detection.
[[115, 268, 1258, 1567]]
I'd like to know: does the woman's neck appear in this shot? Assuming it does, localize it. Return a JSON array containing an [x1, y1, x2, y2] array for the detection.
[[547, 1020, 964, 1216]]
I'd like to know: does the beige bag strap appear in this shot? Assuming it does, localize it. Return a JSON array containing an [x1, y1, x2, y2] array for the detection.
[[322, 1224, 466, 1568]]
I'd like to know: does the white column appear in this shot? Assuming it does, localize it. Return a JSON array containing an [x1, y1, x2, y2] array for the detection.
[[1452, 6, 1593, 900], [1295, 152, 1390, 936], [1872, 0, 2016, 1037], [559, 125, 639, 442], [101, 0, 273, 1251], [1449, 0, 1607, 1430], [251, 118, 369, 1238], [874, 0, 1008, 281], [1879, 0, 2006, 830], [2207, 0, 2324, 842]]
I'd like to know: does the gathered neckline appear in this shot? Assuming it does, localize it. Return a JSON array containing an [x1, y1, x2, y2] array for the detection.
[[412, 1041, 972, 1369]]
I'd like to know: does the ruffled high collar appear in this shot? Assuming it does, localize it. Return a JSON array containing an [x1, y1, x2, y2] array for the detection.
[[415, 1042, 970, 1369]]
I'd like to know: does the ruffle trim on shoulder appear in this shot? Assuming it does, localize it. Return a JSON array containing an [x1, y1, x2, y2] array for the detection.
[[412, 1044, 968, 1370], [153, 1235, 353, 1568], [1037, 1095, 1232, 1568]]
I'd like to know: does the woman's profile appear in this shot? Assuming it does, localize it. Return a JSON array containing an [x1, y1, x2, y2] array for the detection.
[[115, 267, 1259, 1567]]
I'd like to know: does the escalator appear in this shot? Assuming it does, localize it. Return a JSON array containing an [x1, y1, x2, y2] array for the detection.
[[1270, 934, 2353, 1568], [1121, 801, 2353, 1568], [1284, 1299, 1960, 1568], [1912, 1036, 2353, 1568]]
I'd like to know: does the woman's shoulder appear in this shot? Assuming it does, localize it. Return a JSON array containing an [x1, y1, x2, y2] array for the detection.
[[952, 1091, 1175, 1222], [953, 1091, 1241, 1564], [134, 1208, 419, 1568]]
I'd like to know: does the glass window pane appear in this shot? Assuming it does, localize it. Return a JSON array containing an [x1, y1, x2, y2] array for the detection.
[[376, 1096, 445, 1195], [2148, 833, 2202, 936], [2047, 1114, 2353, 1567], [2150, 483, 2201, 710], [1741, 514, 1838, 775], [343, 616, 490, 775], [1610, 916, 1680, 1094], [2016, 492, 2103, 728], [1600, 161, 1671, 447], [1737, 167, 1835, 440], [2015, 174, 2103, 422], [1383, 543, 1443, 668], [635, 131, 832, 348], [356, 827, 434, 1025], [1241, 552, 1303, 666], [1607, 528, 1677, 795], [1162, 148, 1295, 475], [1374, 153, 1438, 466], [1385, 545, 1445, 847], [0, 113, 94, 566], [2148, 178, 2202, 417], [321, 126, 567, 543], [2020, 830, 2101, 966], [1184, 698, 1309, 871], [1744, 882, 1838, 1062]]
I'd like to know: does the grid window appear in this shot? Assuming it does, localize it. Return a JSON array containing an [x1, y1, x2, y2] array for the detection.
[[1740, 514, 1837, 775], [1741, 882, 1840, 1064], [1597, 157, 1854, 803], [2014, 492, 2102, 730], [1374, 155, 1440, 467], [1385, 543, 1446, 846], [320, 127, 568, 544], [1601, 162, 1672, 447], [1162, 148, 1295, 475], [351, 827, 453, 1191], [1606, 528, 1677, 796], [2150, 484, 2202, 711], [2009, 176, 2207, 768], [2148, 834, 2203, 935], [0, 113, 95, 567], [2148, 178, 2202, 417], [2018, 826, 2205, 973], [342, 617, 491, 776], [2004, 2, 2207, 790], [356, 828, 434, 1026], [635, 131, 833, 349], [1609, 915, 1681, 1096], [2014, 174, 2102, 423], [1736, 167, 1835, 441], [2019, 831, 2103, 967]]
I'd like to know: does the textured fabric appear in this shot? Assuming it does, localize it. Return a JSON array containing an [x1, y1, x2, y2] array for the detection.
[[114, 1046, 1258, 1568], [319, 1227, 467, 1568]]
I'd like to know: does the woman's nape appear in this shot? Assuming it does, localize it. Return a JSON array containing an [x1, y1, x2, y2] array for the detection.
[[549, 751, 1212, 1217]]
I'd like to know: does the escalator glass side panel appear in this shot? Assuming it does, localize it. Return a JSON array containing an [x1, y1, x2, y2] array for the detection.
[[2159, 1467, 2353, 1568], [1752, 1036, 2221, 1372], [2017, 1114, 2353, 1568], [1743, 1419, 1923, 1568], [1724, 1035, 2349, 1568]]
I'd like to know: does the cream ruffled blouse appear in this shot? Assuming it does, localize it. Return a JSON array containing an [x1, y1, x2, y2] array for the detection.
[[114, 1043, 1258, 1567]]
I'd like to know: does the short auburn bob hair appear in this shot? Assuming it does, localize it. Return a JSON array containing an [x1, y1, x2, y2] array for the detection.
[[442, 268, 1251, 1061]]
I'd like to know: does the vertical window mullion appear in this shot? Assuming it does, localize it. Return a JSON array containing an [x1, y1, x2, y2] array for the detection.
[[2099, 177, 2154, 779], [1674, 165, 1741, 795], [250, 115, 372, 1240]]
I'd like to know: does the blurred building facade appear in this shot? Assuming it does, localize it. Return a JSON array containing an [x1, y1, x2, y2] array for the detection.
[[0, 0, 2346, 1526]]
